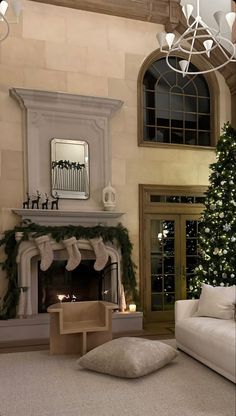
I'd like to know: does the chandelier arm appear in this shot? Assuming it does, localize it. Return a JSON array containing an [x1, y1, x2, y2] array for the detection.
[[0, 12, 10, 42], [196, 0, 200, 18], [186, 19, 201, 66], [200, 19, 236, 62], [175, 18, 199, 48], [166, 56, 236, 75], [199, 18, 220, 39]]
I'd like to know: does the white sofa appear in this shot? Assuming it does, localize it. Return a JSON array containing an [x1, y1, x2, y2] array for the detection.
[[175, 299, 236, 383]]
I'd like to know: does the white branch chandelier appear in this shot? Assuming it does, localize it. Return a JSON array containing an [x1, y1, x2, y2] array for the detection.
[[0, 0, 22, 42], [156, 0, 236, 75]]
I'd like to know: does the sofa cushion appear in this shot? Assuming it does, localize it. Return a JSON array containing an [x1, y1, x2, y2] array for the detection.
[[77, 337, 178, 378], [175, 316, 236, 382], [195, 283, 236, 319]]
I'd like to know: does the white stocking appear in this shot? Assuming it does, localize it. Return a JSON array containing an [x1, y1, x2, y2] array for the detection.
[[34, 235, 54, 271], [63, 237, 81, 271], [89, 237, 109, 271]]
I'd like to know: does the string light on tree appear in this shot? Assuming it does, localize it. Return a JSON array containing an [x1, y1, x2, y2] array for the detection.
[[190, 123, 236, 297]]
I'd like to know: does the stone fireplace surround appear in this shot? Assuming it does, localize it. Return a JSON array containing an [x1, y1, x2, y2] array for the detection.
[[0, 211, 143, 344], [16, 235, 121, 317]]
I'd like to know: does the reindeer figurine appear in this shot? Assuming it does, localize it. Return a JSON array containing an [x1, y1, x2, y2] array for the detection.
[[31, 191, 41, 209], [42, 193, 49, 210], [51, 192, 60, 210], [23, 192, 30, 209]]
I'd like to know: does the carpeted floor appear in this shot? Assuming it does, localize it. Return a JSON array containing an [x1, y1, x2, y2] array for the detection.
[[0, 340, 234, 416]]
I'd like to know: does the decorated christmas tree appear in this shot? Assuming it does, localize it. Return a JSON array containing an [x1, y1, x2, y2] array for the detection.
[[190, 123, 236, 297]]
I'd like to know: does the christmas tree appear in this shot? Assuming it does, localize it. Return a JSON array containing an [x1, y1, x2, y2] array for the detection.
[[190, 123, 236, 297]]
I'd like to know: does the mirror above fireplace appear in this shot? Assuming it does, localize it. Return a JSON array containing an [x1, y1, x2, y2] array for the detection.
[[51, 138, 89, 199]]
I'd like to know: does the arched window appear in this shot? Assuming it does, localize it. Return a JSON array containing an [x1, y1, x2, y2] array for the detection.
[[138, 55, 219, 148]]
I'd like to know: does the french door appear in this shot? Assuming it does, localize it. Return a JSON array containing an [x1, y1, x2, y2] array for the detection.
[[143, 213, 201, 322]]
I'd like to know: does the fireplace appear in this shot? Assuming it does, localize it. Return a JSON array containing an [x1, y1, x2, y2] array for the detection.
[[17, 237, 121, 317], [0, 220, 143, 343]]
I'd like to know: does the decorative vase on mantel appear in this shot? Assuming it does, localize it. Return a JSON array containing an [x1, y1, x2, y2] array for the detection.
[[102, 182, 117, 211]]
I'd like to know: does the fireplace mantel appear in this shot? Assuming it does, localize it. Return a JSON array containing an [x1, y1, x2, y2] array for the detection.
[[12, 209, 125, 226]]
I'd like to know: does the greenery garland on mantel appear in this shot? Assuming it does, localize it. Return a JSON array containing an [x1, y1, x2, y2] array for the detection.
[[0, 221, 138, 320]]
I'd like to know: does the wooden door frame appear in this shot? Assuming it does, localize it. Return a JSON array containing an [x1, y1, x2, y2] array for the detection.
[[139, 184, 207, 322]]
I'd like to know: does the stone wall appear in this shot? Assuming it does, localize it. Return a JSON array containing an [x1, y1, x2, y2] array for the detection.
[[0, 0, 231, 300]]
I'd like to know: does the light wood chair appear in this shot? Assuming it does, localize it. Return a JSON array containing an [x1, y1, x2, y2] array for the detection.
[[47, 301, 118, 355]]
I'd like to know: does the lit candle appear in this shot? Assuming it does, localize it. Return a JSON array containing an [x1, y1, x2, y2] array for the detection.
[[57, 294, 66, 302], [129, 304, 136, 312]]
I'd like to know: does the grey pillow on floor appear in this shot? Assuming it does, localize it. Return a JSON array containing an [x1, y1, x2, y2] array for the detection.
[[77, 337, 178, 378]]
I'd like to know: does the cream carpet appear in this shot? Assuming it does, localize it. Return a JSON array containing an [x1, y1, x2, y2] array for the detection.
[[0, 340, 234, 416]]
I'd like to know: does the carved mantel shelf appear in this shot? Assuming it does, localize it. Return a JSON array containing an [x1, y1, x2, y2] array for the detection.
[[12, 209, 125, 226]]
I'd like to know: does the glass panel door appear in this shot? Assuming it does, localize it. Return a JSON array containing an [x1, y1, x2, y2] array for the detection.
[[180, 215, 201, 299], [145, 214, 180, 322], [144, 213, 201, 323]]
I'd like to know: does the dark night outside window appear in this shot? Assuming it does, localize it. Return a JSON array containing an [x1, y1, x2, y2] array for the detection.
[[143, 57, 211, 146]]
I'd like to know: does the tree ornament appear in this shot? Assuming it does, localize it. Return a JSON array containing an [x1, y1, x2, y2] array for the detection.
[[205, 228, 210, 233], [219, 212, 224, 218]]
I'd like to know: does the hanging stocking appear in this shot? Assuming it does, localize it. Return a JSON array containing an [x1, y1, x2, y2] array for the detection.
[[34, 235, 54, 271], [89, 237, 109, 271], [63, 237, 81, 271]]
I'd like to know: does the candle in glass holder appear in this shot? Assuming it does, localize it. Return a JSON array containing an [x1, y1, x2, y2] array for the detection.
[[129, 304, 136, 312]]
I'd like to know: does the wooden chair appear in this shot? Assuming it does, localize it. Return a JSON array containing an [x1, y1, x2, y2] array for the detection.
[[47, 301, 118, 355]]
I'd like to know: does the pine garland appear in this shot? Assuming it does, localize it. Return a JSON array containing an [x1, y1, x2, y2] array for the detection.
[[0, 222, 138, 319]]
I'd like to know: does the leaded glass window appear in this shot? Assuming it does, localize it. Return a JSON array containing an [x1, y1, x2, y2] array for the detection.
[[142, 57, 211, 147]]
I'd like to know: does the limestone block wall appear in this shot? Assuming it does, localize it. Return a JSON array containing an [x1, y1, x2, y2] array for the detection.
[[0, 0, 231, 299]]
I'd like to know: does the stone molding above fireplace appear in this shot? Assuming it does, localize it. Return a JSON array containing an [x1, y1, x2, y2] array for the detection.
[[12, 209, 125, 226], [10, 88, 123, 211]]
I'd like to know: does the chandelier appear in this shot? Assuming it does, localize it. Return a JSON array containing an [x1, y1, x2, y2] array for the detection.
[[0, 0, 21, 42], [156, 0, 236, 75]]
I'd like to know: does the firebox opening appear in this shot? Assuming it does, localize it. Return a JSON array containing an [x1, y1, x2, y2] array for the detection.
[[38, 259, 119, 313], [38, 260, 102, 312]]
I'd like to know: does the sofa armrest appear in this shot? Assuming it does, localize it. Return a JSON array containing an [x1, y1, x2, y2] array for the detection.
[[175, 299, 199, 322]]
